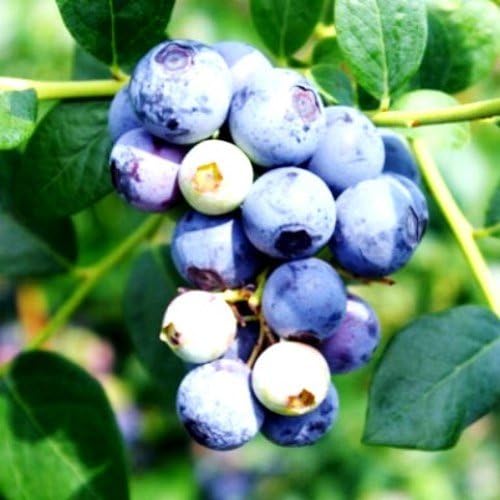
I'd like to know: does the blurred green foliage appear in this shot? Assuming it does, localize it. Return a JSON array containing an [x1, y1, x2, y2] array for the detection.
[[0, 0, 499, 499]]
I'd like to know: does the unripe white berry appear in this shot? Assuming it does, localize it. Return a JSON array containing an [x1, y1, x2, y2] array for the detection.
[[251, 341, 331, 416], [160, 291, 237, 363], [178, 140, 254, 215]]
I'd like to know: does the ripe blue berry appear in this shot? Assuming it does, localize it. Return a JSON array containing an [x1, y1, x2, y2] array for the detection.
[[212, 40, 272, 93], [262, 258, 346, 341], [0, 322, 23, 364], [223, 322, 259, 363], [329, 175, 428, 277], [319, 294, 381, 373], [252, 341, 331, 416], [307, 106, 385, 195], [389, 174, 429, 227], [178, 140, 254, 215], [261, 385, 339, 446], [171, 210, 265, 290], [379, 128, 420, 183], [109, 128, 184, 212], [108, 86, 142, 142], [229, 68, 325, 167], [241, 167, 336, 259], [160, 291, 237, 363], [129, 40, 232, 144], [176, 359, 264, 450]]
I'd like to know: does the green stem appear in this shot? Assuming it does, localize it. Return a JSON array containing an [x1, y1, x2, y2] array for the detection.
[[314, 23, 337, 39], [412, 139, 500, 316], [474, 223, 500, 239], [0, 214, 164, 376], [321, 0, 335, 26], [0, 77, 126, 100], [248, 268, 269, 312], [109, 65, 130, 82], [371, 97, 500, 127]]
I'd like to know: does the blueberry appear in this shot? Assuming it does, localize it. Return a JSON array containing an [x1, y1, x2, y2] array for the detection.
[[261, 385, 339, 446], [0, 322, 23, 365], [379, 128, 421, 183], [108, 86, 142, 142], [171, 210, 265, 290], [212, 40, 272, 94], [229, 68, 325, 167], [251, 341, 331, 416], [389, 173, 429, 228], [178, 140, 254, 215], [109, 128, 184, 212], [160, 291, 237, 363], [201, 471, 255, 500], [115, 405, 142, 446], [262, 258, 346, 341], [176, 359, 264, 450], [307, 106, 385, 195], [223, 322, 259, 363], [329, 175, 429, 277], [241, 167, 336, 259], [129, 40, 232, 144], [319, 294, 381, 373]]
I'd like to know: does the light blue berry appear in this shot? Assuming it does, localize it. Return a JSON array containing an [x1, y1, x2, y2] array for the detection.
[[229, 68, 325, 167], [262, 258, 346, 341], [176, 359, 264, 450], [108, 86, 142, 142], [129, 40, 232, 144], [241, 167, 336, 259], [307, 106, 385, 195]]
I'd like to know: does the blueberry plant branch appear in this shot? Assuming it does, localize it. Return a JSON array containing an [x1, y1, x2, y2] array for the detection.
[[0, 214, 164, 377], [370, 97, 500, 127], [412, 139, 500, 316], [474, 223, 500, 239], [0, 77, 126, 100], [1, 74, 500, 127]]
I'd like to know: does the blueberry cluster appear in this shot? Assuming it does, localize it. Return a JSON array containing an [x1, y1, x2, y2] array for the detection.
[[107, 39, 429, 450]]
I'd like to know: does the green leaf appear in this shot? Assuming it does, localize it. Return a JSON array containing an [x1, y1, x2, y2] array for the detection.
[[251, 0, 324, 58], [0, 90, 37, 150], [391, 90, 470, 151], [124, 245, 185, 401], [312, 37, 343, 66], [14, 100, 113, 218], [310, 65, 354, 105], [0, 211, 76, 278], [363, 306, 500, 450], [418, 0, 500, 94], [72, 45, 112, 80], [0, 351, 129, 499], [335, 0, 427, 101], [485, 182, 500, 228], [0, 152, 76, 278], [55, 0, 175, 70]]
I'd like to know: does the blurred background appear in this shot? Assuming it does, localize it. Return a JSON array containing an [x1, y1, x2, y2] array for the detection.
[[0, 0, 499, 499]]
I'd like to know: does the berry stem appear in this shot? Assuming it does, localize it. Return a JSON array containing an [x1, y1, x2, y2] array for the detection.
[[370, 97, 500, 127], [0, 77, 126, 100], [246, 318, 275, 367], [0, 214, 164, 377], [473, 223, 500, 239], [314, 22, 336, 39], [412, 139, 500, 316], [248, 268, 269, 312], [220, 288, 253, 303]]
